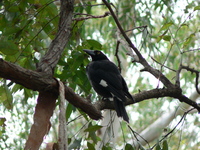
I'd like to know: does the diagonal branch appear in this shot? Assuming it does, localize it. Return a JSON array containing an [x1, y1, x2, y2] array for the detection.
[[102, 0, 200, 113], [102, 0, 173, 88], [37, 0, 74, 75]]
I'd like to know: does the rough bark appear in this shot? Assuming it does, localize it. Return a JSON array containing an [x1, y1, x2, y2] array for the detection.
[[0, 0, 200, 149], [24, 92, 57, 150], [0, 58, 199, 119], [24, 0, 75, 149], [0, 59, 102, 120]]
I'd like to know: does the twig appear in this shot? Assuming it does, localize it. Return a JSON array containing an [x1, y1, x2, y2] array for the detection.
[[115, 30, 137, 62], [128, 124, 150, 149], [77, 3, 106, 7], [181, 65, 200, 94], [175, 64, 182, 87], [73, 12, 110, 21], [102, 0, 173, 88], [125, 25, 148, 33], [151, 57, 176, 72], [151, 108, 195, 150], [102, 0, 143, 59], [182, 47, 200, 53], [115, 41, 122, 72], [102, 0, 200, 113]]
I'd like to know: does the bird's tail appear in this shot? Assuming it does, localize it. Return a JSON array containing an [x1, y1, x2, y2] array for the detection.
[[113, 97, 129, 123]]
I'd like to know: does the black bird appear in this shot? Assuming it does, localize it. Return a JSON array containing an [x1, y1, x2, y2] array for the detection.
[[83, 49, 134, 123]]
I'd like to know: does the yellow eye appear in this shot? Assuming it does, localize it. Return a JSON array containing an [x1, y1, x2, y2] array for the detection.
[[97, 51, 101, 55]]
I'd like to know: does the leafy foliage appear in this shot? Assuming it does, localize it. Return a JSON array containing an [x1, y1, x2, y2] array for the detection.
[[0, 0, 200, 149]]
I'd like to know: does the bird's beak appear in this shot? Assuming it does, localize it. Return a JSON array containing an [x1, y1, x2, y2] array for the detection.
[[83, 49, 95, 56]]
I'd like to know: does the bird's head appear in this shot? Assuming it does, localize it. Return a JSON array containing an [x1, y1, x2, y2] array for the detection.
[[83, 49, 108, 61]]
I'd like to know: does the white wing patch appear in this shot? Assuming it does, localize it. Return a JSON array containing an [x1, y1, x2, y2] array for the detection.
[[99, 79, 108, 87]]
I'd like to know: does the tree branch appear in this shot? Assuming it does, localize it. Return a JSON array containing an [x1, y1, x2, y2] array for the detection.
[[115, 41, 122, 72], [181, 65, 200, 94], [58, 81, 68, 149], [24, 92, 57, 150], [0, 1, 199, 128], [0, 59, 57, 92], [37, 0, 74, 75], [25, 0, 75, 149], [95, 87, 200, 112], [151, 108, 195, 150], [73, 12, 110, 21], [0, 58, 102, 120], [0, 58, 199, 120], [102, 0, 173, 88], [101, 0, 200, 113]]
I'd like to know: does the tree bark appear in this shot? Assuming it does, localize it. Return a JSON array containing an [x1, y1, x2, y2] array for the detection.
[[24, 0, 75, 149], [24, 92, 57, 150], [0, 0, 200, 149]]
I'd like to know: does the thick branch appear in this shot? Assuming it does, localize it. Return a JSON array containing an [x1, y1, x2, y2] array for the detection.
[[0, 59, 57, 91], [64, 86, 102, 120], [95, 87, 200, 113], [0, 59, 200, 120], [37, 0, 74, 74], [0, 59, 102, 120]]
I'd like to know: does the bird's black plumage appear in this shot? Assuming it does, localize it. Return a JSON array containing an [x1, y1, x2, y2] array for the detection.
[[83, 49, 134, 123]]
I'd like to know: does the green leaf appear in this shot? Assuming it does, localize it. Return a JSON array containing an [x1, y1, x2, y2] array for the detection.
[[162, 35, 171, 41], [89, 130, 98, 144], [8, 6, 19, 12], [194, 6, 200, 11], [87, 142, 95, 150], [159, 22, 173, 32], [162, 140, 168, 150], [155, 143, 162, 150], [0, 40, 19, 55], [180, 23, 188, 27], [0, 83, 13, 109], [0, 117, 6, 137], [86, 40, 102, 50], [125, 143, 135, 150], [102, 145, 112, 150], [68, 138, 72, 145], [157, 36, 162, 42], [65, 103, 73, 122], [3, 26, 21, 36], [11, 84, 23, 93], [84, 125, 103, 132], [183, 33, 195, 48], [0, 117, 6, 126]]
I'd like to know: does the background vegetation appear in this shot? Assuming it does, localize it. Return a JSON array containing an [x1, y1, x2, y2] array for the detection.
[[0, 0, 199, 149]]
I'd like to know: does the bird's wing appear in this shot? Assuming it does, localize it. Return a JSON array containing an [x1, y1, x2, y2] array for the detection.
[[88, 61, 127, 101]]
